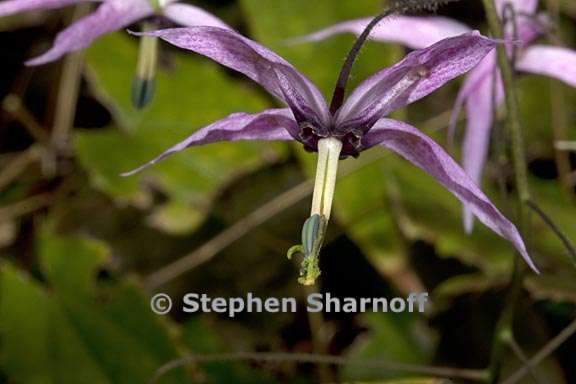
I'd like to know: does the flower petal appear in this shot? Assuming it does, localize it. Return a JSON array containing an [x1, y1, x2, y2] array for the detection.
[[121, 108, 298, 176], [363, 118, 538, 272], [496, 0, 538, 15], [447, 52, 496, 141], [291, 15, 470, 50], [461, 72, 504, 232], [138, 27, 330, 128], [516, 45, 576, 87], [25, 0, 152, 66], [0, 0, 96, 17], [163, 3, 230, 29], [335, 32, 496, 133]]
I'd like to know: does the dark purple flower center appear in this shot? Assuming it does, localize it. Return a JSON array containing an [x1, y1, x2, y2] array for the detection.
[[298, 121, 364, 158]]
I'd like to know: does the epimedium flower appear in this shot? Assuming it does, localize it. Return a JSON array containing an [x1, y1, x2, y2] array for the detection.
[[121, 24, 539, 284], [0, 0, 229, 107], [294, 0, 576, 232]]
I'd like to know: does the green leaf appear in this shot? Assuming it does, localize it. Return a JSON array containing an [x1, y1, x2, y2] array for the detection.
[[77, 32, 288, 232]]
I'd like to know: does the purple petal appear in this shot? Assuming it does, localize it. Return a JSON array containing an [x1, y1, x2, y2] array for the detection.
[[0, 0, 95, 16], [363, 118, 538, 272], [335, 32, 496, 133], [514, 13, 546, 46], [25, 0, 152, 66], [163, 3, 230, 29], [516, 45, 576, 87], [137, 27, 331, 128], [461, 72, 504, 232], [291, 15, 470, 50], [121, 108, 298, 176], [496, 0, 538, 15], [447, 52, 497, 141]]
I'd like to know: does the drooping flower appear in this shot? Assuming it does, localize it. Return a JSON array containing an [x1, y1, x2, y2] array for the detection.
[[295, 0, 576, 232], [0, 0, 228, 65], [0, 0, 229, 107], [121, 25, 538, 284]]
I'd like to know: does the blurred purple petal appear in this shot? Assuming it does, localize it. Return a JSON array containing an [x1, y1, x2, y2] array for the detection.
[[121, 109, 298, 176], [515, 13, 546, 45], [163, 3, 230, 29], [25, 0, 152, 65], [517, 45, 576, 87], [0, 0, 95, 17], [291, 15, 470, 50], [363, 118, 538, 272], [496, 0, 538, 15], [447, 52, 497, 141], [461, 72, 504, 232], [138, 27, 331, 127], [335, 32, 496, 133]]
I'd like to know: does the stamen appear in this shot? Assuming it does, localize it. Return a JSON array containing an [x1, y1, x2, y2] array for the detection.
[[310, 138, 343, 220], [286, 138, 342, 286], [149, 0, 167, 11], [132, 22, 158, 109]]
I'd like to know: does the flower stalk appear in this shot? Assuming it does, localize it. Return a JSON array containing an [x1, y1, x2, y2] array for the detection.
[[481, 0, 532, 381]]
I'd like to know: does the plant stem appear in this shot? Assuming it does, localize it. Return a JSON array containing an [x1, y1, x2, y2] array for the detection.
[[502, 316, 576, 384], [481, 0, 532, 381], [51, 4, 90, 154], [545, 0, 573, 200], [303, 285, 334, 383], [149, 352, 488, 384]]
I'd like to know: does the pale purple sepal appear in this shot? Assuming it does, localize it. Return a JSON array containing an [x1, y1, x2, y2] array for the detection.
[[138, 27, 331, 128], [0, 0, 96, 17], [335, 32, 496, 132], [364, 118, 538, 272], [517, 45, 576, 87], [461, 71, 504, 232], [25, 0, 152, 66], [447, 51, 497, 141], [121, 108, 298, 176], [291, 15, 470, 50], [163, 3, 230, 29]]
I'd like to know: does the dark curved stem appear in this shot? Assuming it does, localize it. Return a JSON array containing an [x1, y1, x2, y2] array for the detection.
[[526, 199, 576, 266], [329, 10, 392, 114]]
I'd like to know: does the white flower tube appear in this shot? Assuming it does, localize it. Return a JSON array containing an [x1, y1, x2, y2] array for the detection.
[[310, 137, 343, 220]]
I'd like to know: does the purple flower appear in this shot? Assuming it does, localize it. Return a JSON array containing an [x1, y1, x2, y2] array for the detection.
[[0, 0, 229, 65], [295, 0, 576, 232], [121, 25, 538, 282]]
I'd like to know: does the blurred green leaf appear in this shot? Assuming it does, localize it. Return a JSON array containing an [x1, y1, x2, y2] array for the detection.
[[77, 32, 288, 228], [0, 226, 191, 383]]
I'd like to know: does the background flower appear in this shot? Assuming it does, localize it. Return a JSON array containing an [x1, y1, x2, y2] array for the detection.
[[295, 0, 576, 231], [0, 0, 229, 65]]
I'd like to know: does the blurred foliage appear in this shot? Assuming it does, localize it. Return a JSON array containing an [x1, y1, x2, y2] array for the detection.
[[0, 0, 575, 383]]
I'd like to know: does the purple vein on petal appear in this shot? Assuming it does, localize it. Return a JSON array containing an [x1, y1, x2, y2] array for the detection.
[[132, 27, 331, 127]]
